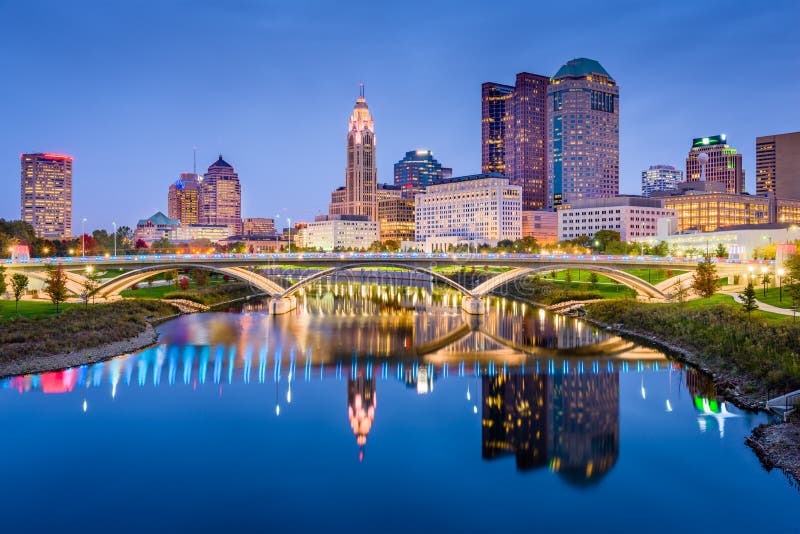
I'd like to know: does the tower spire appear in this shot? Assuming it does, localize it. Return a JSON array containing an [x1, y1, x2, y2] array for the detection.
[[359, 82, 364, 99]]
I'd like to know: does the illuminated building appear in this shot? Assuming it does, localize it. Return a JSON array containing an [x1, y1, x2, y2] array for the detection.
[[558, 196, 675, 241], [167, 173, 199, 225], [482, 73, 550, 210], [376, 183, 402, 202], [242, 217, 276, 236], [547, 58, 619, 208], [522, 210, 558, 245], [378, 198, 415, 243], [170, 224, 231, 243], [641, 165, 682, 198], [393, 150, 446, 199], [347, 375, 376, 457], [302, 214, 379, 251], [200, 156, 242, 234], [134, 211, 180, 243], [414, 174, 522, 251], [655, 181, 770, 232], [685, 134, 744, 194], [756, 131, 800, 199], [329, 85, 377, 220], [20, 153, 73, 239], [657, 223, 800, 260]]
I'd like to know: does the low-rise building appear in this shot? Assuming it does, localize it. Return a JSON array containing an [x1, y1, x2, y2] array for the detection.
[[243, 217, 276, 236], [378, 198, 415, 243], [170, 224, 231, 243], [134, 212, 180, 243], [654, 223, 800, 261], [301, 214, 380, 251], [522, 210, 558, 245], [415, 174, 522, 250], [557, 196, 675, 242]]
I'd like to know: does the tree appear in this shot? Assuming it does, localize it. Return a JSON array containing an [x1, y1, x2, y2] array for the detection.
[[760, 270, 772, 297], [784, 253, 800, 305], [178, 276, 190, 290], [44, 264, 69, 312], [82, 269, 100, 305], [738, 281, 758, 319], [564, 270, 573, 284], [714, 243, 729, 258], [163, 270, 177, 287], [135, 238, 148, 250], [593, 230, 621, 252], [496, 239, 514, 252], [151, 237, 174, 251], [0, 265, 6, 298], [691, 256, 719, 298], [193, 269, 210, 287], [588, 272, 599, 288], [10, 273, 28, 313]]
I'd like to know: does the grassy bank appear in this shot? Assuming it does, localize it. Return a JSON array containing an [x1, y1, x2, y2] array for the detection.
[[584, 299, 800, 398], [121, 281, 258, 305], [0, 300, 177, 361], [0, 300, 79, 320]]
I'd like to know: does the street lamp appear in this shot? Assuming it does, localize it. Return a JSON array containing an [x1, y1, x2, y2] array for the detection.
[[760, 266, 769, 297], [778, 268, 785, 302], [81, 217, 87, 257], [112, 221, 117, 257]]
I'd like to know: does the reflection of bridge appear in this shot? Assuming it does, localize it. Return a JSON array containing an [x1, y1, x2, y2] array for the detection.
[[4, 252, 757, 314]]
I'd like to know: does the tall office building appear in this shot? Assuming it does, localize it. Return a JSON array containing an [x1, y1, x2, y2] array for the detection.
[[200, 156, 242, 234], [393, 150, 445, 198], [20, 153, 73, 239], [756, 131, 800, 199], [330, 85, 377, 220], [685, 134, 744, 194], [481, 73, 549, 210], [547, 58, 619, 208], [641, 165, 682, 197], [168, 173, 199, 225]]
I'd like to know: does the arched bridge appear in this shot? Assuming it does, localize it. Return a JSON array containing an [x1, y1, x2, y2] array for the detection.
[[4, 252, 757, 314]]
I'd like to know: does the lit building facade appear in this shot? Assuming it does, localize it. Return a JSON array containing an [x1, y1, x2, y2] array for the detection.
[[20, 153, 73, 239], [481, 73, 549, 210], [302, 215, 379, 251], [756, 131, 800, 199], [200, 156, 242, 234], [641, 165, 682, 198], [393, 150, 445, 199], [134, 212, 180, 243], [656, 182, 769, 233], [378, 198, 415, 243], [415, 174, 522, 247], [547, 58, 619, 208], [376, 183, 402, 202], [170, 224, 231, 243], [557, 196, 675, 242], [685, 135, 744, 194], [330, 85, 377, 220], [242, 217, 275, 236], [522, 210, 558, 245], [167, 173, 199, 225]]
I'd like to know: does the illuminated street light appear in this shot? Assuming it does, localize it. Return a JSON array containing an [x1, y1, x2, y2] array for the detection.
[[777, 268, 786, 302], [81, 217, 87, 257]]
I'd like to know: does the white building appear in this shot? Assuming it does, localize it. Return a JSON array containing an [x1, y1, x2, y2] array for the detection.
[[170, 224, 232, 243], [641, 164, 683, 197], [653, 223, 800, 261], [301, 215, 379, 251], [558, 196, 676, 242], [415, 174, 522, 251]]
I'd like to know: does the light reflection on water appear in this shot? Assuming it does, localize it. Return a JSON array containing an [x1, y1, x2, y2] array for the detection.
[[0, 288, 796, 531]]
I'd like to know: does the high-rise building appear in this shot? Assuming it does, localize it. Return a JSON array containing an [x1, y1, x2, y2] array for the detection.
[[685, 134, 744, 194], [167, 173, 199, 225], [641, 165, 682, 197], [243, 217, 276, 236], [200, 155, 242, 234], [20, 153, 73, 239], [378, 198, 415, 243], [481, 73, 550, 210], [756, 131, 800, 199], [547, 58, 619, 208], [393, 150, 445, 199], [329, 85, 377, 220]]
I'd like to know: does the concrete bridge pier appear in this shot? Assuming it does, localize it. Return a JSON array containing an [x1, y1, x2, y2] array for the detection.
[[269, 295, 297, 315], [461, 296, 486, 315]]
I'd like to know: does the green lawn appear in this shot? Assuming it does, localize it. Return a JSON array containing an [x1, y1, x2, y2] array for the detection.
[[684, 293, 792, 322], [746, 286, 800, 310], [622, 268, 689, 285], [0, 300, 78, 320]]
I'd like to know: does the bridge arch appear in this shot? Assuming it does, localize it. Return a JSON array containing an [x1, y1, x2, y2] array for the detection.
[[24, 270, 85, 297], [277, 262, 473, 299], [471, 264, 669, 300], [96, 264, 284, 299]]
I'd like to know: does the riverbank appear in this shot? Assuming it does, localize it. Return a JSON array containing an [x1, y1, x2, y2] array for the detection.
[[0, 300, 178, 379], [581, 298, 800, 487]]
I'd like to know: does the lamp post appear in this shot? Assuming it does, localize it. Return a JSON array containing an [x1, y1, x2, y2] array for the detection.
[[112, 221, 117, 257], [778, 268, 785, 302], [287, 217, 292, 253], [81, 217, 87, 257], [760, 266, 768, 297]]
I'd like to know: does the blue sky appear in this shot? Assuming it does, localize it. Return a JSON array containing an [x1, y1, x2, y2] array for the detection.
[[1, 0, 797, 231]]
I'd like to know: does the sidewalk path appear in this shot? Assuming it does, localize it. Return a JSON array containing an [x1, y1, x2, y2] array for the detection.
[[722, 292, 796, 316]]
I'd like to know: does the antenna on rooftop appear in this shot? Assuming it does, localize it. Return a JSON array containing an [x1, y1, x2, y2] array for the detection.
[[192, 146, 197, 175], [359, 82, 364, 99]]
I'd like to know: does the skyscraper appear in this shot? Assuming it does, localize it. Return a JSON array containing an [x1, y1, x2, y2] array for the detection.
[[547, 58, 619, 208], [168, 172, 199, 225], [685, 134, 744, 194], [393, 149, 445, 198], [641, 165, 682, 197], [756, 131, 800, 199], [330, 85, 377, 220], [200, 156, 242, 234], [20, 153, 73, 239], [481, 73, 550, 210]]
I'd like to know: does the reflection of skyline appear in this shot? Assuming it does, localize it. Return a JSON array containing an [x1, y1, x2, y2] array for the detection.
[[348, 375, 376, 460], [482, 372, 619, 483]]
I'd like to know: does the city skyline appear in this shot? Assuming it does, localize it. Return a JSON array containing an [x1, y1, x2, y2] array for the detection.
[[1, 0, 798, 231]]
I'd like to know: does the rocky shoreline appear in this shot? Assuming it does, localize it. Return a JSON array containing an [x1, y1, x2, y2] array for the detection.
[[579, 310, 799, 489], [0, 323, 160, 379]]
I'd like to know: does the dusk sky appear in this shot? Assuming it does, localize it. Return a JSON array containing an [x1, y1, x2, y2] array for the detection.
[[1, 0, 798, 232]]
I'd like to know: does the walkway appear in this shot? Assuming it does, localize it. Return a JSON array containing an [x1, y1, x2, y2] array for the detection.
[[722, 292, 797, 316]]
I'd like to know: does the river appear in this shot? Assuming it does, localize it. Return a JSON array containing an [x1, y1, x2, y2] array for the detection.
[[0, 285, 796, 531]]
